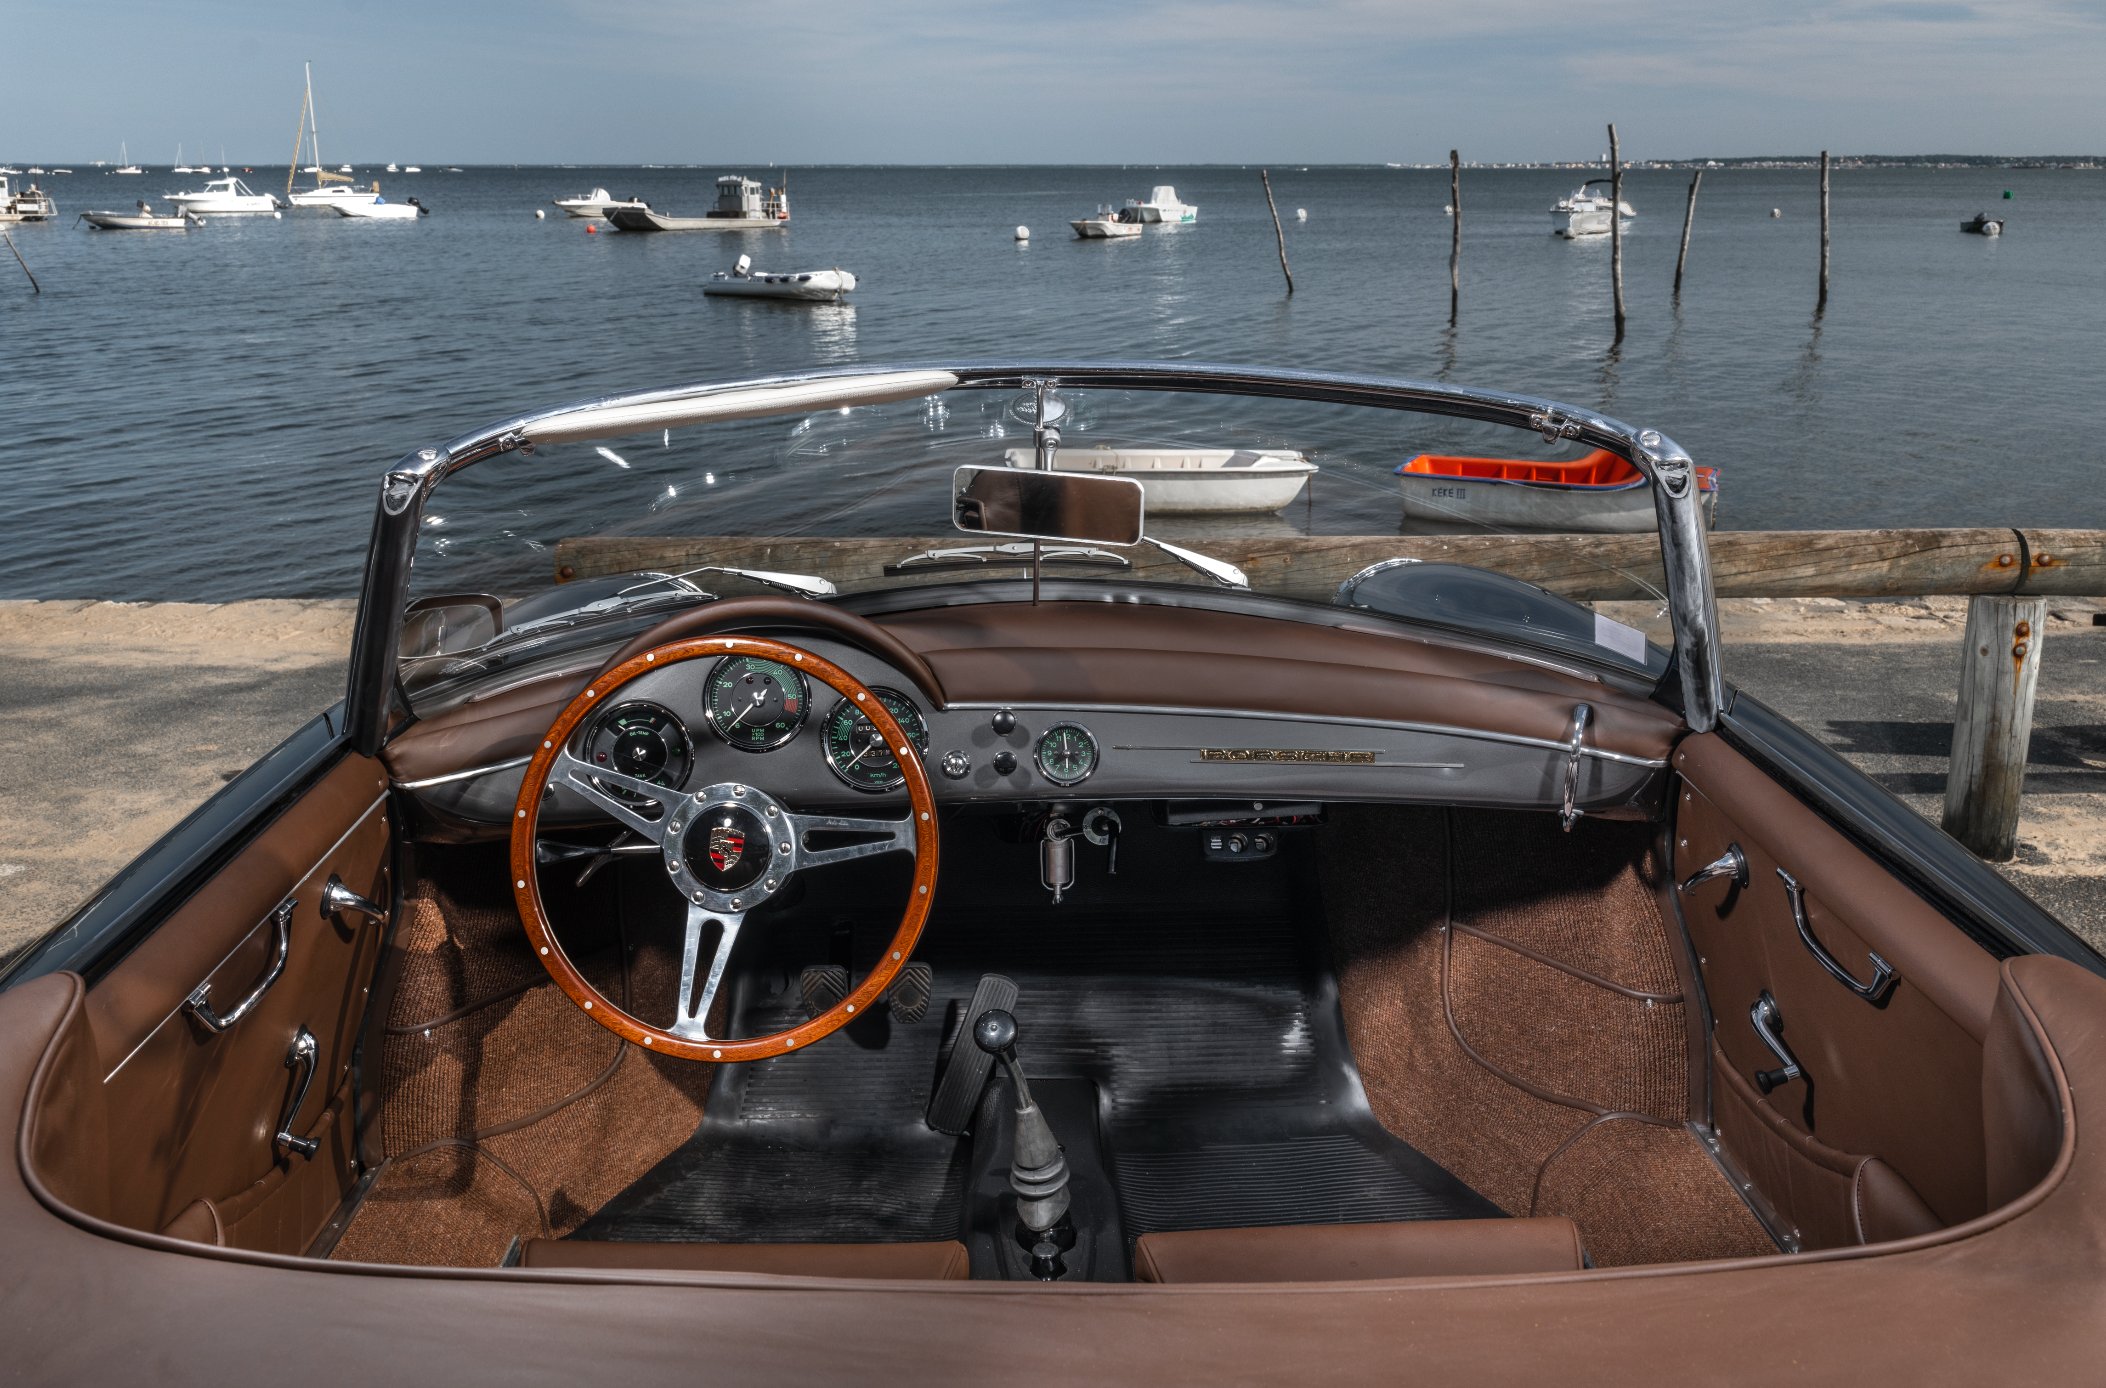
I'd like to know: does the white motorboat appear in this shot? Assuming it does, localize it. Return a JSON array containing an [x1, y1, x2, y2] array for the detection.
[[165, 176, 280, 214], [78, 200, 202, 230], [1552, 180, 1635, 238], [283, 63, 375, 209], [1070, 207, 1142, 239], [386, 163, 399, 172], [0, 177, 57, 223], [1001, 445, 1317, 513], [1123, 184, 1198, 224], [552, 187, 649, 219], [704, 254, 854, 301], [607, 175, 788, 231], [404, 166, 422, 173], [334, 190, 428, 219]]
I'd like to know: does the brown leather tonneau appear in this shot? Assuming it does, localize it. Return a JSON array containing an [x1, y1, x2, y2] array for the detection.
[[519, 1239, 971, 1279], [1133, 1217, 1586, 1283]]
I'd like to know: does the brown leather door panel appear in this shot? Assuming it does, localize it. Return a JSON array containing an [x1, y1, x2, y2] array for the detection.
[[84, 752, 392, 1248], [1672, 734, 2001, 1240]]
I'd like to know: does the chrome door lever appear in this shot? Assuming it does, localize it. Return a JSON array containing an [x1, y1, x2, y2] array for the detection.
[[1749, 991, 1803, 1095], [1680, 843, 1749, 895], [276, 1026, 321, 1159], [185, 899, 295, 1033], [1560, 703, 1593, 832], [1778, 868, 1897, 1004], [320, 874, 387, 922]]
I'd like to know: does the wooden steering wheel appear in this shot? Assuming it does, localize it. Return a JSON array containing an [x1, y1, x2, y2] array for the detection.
[[510, 635, 939, 1062]]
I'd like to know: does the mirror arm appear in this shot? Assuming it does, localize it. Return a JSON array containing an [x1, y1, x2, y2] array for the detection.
[[1143, 536, 1250, 590]]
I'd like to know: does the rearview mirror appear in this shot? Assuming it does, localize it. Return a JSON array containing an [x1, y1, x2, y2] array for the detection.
[[952, 465, 1145, 547]]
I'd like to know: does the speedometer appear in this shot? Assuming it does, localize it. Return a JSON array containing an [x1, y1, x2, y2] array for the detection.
[[820, 688, 929, 792], [702, 655, 810, 752]]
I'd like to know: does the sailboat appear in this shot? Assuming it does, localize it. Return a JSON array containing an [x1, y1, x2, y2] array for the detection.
[[284, 64, 379, 209], [114, 143, 144, 175]]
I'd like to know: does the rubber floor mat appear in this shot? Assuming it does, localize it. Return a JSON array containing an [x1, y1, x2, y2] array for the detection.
[[573, 816, 1498, 1255]]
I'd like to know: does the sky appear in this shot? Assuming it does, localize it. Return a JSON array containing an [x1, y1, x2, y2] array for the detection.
[[8, 0, 2102, 165]]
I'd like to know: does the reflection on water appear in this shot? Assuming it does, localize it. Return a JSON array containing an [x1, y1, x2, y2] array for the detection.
[[2, 163, 2102, 599]]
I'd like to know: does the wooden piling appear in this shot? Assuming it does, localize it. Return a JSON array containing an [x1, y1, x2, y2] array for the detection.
[[1673, 170, 1702, 295], [1449, 150, 1461, 321], [1818, 150, 1831, 312], [1942, 594, 2047, 860], [1608, 125, 1626, 338], [4, 232, 38, 294], [1261, 170, 1294, 295]]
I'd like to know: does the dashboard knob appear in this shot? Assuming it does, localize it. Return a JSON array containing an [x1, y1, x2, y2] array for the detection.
[[940, 750, 971, 780], [991, 709, 1017, 735], [993, 751, 1019, 776]]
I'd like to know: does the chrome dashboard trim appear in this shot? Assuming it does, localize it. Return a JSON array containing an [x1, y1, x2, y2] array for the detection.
[[395, 755, 532, 790]]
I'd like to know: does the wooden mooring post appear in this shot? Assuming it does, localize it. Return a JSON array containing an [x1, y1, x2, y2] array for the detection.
[[1261, 170, 1294, 295], [1673, 169, 1702, 294], [1943, 595, 2049, 861], [1608, 125, 1626, 338], [1818, 150, 1831, 312], [1449, 150, 1461, 322]]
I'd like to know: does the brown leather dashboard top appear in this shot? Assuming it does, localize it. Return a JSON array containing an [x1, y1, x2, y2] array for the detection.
[[382, 596, 1681, 785]]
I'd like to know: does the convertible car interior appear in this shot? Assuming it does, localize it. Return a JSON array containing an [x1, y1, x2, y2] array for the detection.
[[3, 364, 2099, 1376]]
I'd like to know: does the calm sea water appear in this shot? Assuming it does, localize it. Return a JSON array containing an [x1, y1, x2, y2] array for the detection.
[[3, 164, 2101, 600]]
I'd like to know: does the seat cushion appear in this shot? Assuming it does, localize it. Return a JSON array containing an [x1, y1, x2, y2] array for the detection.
[[518, 1238, 971, 1280], [1132, 1217, 1585, 1283]]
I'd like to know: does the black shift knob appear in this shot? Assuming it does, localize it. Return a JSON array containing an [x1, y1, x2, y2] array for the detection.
[[974, 1008, 1018, 1056]]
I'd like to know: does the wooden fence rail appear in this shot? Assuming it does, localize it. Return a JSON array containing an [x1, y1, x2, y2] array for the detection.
[[556, 529, 2105, 604]]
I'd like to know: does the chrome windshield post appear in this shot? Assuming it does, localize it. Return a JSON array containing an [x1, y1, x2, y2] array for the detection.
[[1635, 428, 1723, 734], [344, 445, 450, 757]]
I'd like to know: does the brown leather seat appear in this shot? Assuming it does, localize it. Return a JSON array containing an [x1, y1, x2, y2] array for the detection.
[[1132, 1217, 1586, 1283], [518, 1238, 972, 1280]]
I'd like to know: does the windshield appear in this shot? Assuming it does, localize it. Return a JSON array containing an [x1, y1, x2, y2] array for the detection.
[[398, 377, 1682, 715]]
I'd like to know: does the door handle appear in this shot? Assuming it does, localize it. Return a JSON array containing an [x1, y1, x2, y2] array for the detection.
[[1560, 703, 1592, 832], [276, 1026, 320, 1159], [1777, 868, 1898, 1004], [1749, 990, 1804, 1095], [320, 873, 387, 922], [1680, 843, 1748, 895], [185, 899, 295, 1033]]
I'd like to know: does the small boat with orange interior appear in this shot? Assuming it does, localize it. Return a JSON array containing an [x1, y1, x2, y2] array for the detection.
[[1396, 447, 1718, 532]]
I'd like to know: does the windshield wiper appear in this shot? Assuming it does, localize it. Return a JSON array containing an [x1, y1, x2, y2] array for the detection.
[[1143, 537, 1249, 590], [884, 542, 1132, 577], [664, 565, 838, 598]]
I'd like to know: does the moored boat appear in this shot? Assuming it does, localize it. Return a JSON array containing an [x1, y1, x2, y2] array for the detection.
[[1961, 212, 2004, 236], [283, 63, 376, 209], [608, 175, 788, 232], [1397, 447, 1717, 531], [1070, 208, 1141, 239], [704, 254, 855, 301], [335, 189, 428, 219], [77, 200, 202, 230], [1123, 184, 1198, 223], [553, 187, 649, 218], [165, 176, 280, 214], [1552, 180, 1635, 238], [1002, 445, 1316, 513], [0, 177, 57, 223]]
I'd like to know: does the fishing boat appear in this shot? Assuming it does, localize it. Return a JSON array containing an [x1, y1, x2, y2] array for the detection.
[[1552, 180, 1635, 238], [77, 200, 202, 230], [704, 254, 854, 301], [0, 177, 57, 223], [334, 188, 428, 219], [1070, 208, 1142, 239], [1397, 448, 1716, 531], [553, 188, 649, 219], [1002, 445, 1316, 513], [607, 175, 788, 232], [1123, 185, 1198, 224], [164, 176, 280, 215], [283, 64, 378, 209], [1961, 212, 2005, 236]]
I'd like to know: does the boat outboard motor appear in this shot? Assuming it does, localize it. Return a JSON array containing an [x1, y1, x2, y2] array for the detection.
[[974, 1008, 1075, 1279], [735, 254, 752, 277]]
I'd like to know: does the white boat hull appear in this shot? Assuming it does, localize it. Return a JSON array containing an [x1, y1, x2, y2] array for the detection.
[[165, 195, 277, 214], [1070, 217, 1141, 239], [289, 187, 381, 208], [704, 268, 856, 301], [1004, 447, 1316, 514], [607, 208, 786, 232], [1398, 475, 1716, 532], [335, 200, 423, 219], [80, 211, 194, 229]]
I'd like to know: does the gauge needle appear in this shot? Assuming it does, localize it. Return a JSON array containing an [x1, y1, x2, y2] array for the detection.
[[727, 691, 768, 729], [843, 728, 884, 770]]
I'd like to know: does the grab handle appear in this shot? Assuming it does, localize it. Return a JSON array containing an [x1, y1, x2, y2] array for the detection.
[[1777, 869, 1897, 1004], [276, 1027, 321, 1159], [184, 899, 295, 1033]]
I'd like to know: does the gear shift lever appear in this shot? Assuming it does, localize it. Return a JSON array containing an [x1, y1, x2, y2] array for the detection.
[[974, 1008, 1074, 1277]]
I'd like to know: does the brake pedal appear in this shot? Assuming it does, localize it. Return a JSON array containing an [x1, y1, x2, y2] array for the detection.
[[925, 973, 1019, 1134], [799, 965, 849, 1021], [887, 962, 932, 1024]]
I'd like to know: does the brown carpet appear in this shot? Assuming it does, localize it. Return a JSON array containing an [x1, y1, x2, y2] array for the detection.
[[331, 845, 713, 1267], [1321, 806, 1776, 1266]]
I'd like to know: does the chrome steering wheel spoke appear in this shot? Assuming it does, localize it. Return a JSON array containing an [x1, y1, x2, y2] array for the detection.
[[550, 746, 684, 842], [670, 902, 746, 1043], [785, 811, 919, 870]]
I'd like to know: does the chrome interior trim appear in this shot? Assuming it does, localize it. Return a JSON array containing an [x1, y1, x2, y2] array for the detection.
[[103, 793, 389, 1083], [948, 702, 1670, 768], [395, 755, 532, 790]]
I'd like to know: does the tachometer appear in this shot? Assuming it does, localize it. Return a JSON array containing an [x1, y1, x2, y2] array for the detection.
[[1034, 722, 1099, 787], [821, 687, 929, 792], [582, 701, 693, 806], [703, 655, 810, 752]]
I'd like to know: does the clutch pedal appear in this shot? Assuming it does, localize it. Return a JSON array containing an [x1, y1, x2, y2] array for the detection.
[[925, 973, 1019, 1134]]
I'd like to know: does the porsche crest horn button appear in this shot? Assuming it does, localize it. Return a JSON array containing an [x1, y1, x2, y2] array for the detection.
[[683, 805, 772, 891]]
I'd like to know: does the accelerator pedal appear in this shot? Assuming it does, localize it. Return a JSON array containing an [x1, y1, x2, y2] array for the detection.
[[800, 965, 849, 1022], [887, 962, 933, 1024], [925, 973, 1018, 1135]]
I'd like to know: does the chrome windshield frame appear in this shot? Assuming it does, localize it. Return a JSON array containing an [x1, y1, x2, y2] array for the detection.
[[345, 360, 1721, 755]]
